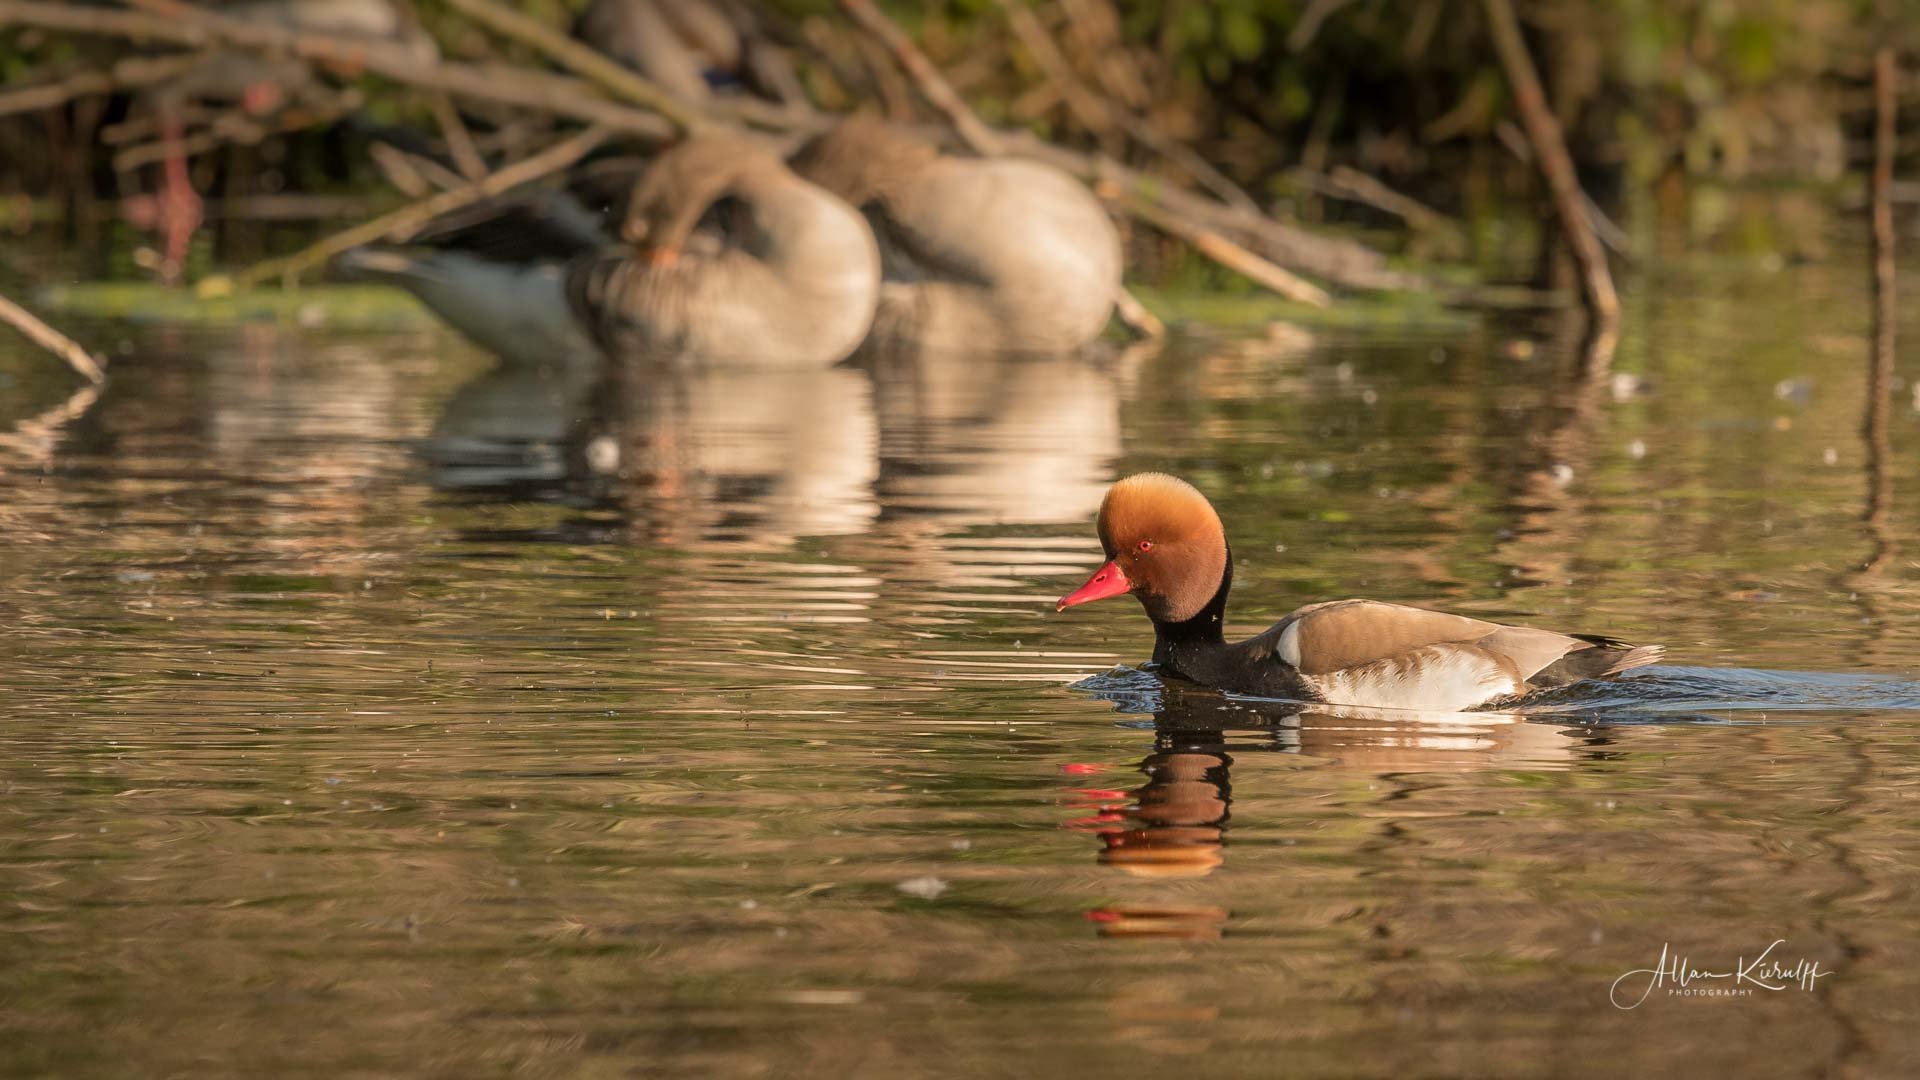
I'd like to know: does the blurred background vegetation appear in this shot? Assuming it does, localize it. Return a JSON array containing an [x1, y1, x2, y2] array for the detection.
[[1, 0, 1915, 287]]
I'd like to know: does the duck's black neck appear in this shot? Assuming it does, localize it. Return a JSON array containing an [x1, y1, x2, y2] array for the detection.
[[1151, 543, 1232, 674]]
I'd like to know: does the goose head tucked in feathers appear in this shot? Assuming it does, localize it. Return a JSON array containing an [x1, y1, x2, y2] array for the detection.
[[618, 137, 786, 259]]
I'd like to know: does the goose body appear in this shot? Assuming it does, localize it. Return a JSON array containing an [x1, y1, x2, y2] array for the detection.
[[340, 137, 879, 369], [791, 118, 1121, 354], [1058, 474, 1663, 711]]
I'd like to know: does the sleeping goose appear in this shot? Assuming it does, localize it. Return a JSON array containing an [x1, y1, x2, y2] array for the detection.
[[789, 116, 1122, 354], [339, 136, 879, 369]]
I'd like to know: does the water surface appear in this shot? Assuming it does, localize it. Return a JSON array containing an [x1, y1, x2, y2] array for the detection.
[[3, 251, 1919, 1076]]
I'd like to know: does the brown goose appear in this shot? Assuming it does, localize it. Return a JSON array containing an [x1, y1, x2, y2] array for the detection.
[[790, 117, 1122, 354], [340, 137, 879, 368], [1056, 474, 1663, 711]]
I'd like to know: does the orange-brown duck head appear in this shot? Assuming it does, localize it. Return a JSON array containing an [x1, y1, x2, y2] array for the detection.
[[1058, 474, 1229, 624]]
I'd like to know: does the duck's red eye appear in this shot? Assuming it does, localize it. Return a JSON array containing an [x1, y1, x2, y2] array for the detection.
[[1137, 540, 1153, 553]]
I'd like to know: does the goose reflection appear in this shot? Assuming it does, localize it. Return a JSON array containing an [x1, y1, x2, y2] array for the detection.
[[868, 345, 1122, 526], [424, 356, 878, 544], [422, 343, 1127, 551]]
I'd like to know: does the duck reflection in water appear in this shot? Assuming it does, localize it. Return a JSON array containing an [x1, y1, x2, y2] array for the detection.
[[1072, 679, 1586, 938]]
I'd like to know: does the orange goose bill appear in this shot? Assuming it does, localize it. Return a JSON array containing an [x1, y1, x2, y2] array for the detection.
[[1057, 473, 1664, 712]]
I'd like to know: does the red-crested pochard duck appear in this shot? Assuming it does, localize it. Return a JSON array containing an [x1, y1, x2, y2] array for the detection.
[[1057, 474, 1663, 711], [789, 117, 1122, 354]]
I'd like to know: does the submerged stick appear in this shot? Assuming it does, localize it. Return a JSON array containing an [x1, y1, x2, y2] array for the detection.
[[0, 382, 103, 465], [1862, 46, 1899, 575], [1481, 0, 1618, 326], [1110, 285, 1166, 341], [0, 292, 107, 385], [209, 124, 611, 292]]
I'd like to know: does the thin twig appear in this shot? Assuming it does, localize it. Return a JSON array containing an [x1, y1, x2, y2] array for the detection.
[[1004, 129, 1416, 290], [1482, 0, 1618, 325], [208, 124, 611, 292], [0, 54, 197, 118], [1492, 119, 1631, 257], [427, 92, 489, 182], [0, 292, 107, 384], [1120, 193, 1332, 307], [835, 0, 1001, 155], [1289, 0, 1359, 52], [436, 0, 704, 135], [998, 0, 1259, 214], [0, 1, 676, 140], [113, 93, 361, 171], [368, 141, 465, 197], [1291, 165, 1467, 254]]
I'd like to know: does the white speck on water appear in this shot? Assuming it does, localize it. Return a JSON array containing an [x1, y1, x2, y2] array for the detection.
[[1823, 447, 1840, 465], [896, 876, 948, 900], [1628, 439, 1647, 460], [1549, 464, 1575, 485], [1274, 544, 1287, 554], [739, 899, 758, 910], [949, 839, 972, 851]]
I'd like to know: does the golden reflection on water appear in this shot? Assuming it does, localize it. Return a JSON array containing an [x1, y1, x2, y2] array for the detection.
[[4, 254, 1920, 1077]]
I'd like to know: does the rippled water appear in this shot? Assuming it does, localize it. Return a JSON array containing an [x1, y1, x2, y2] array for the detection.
[[4, 251, 1920, 1076]]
